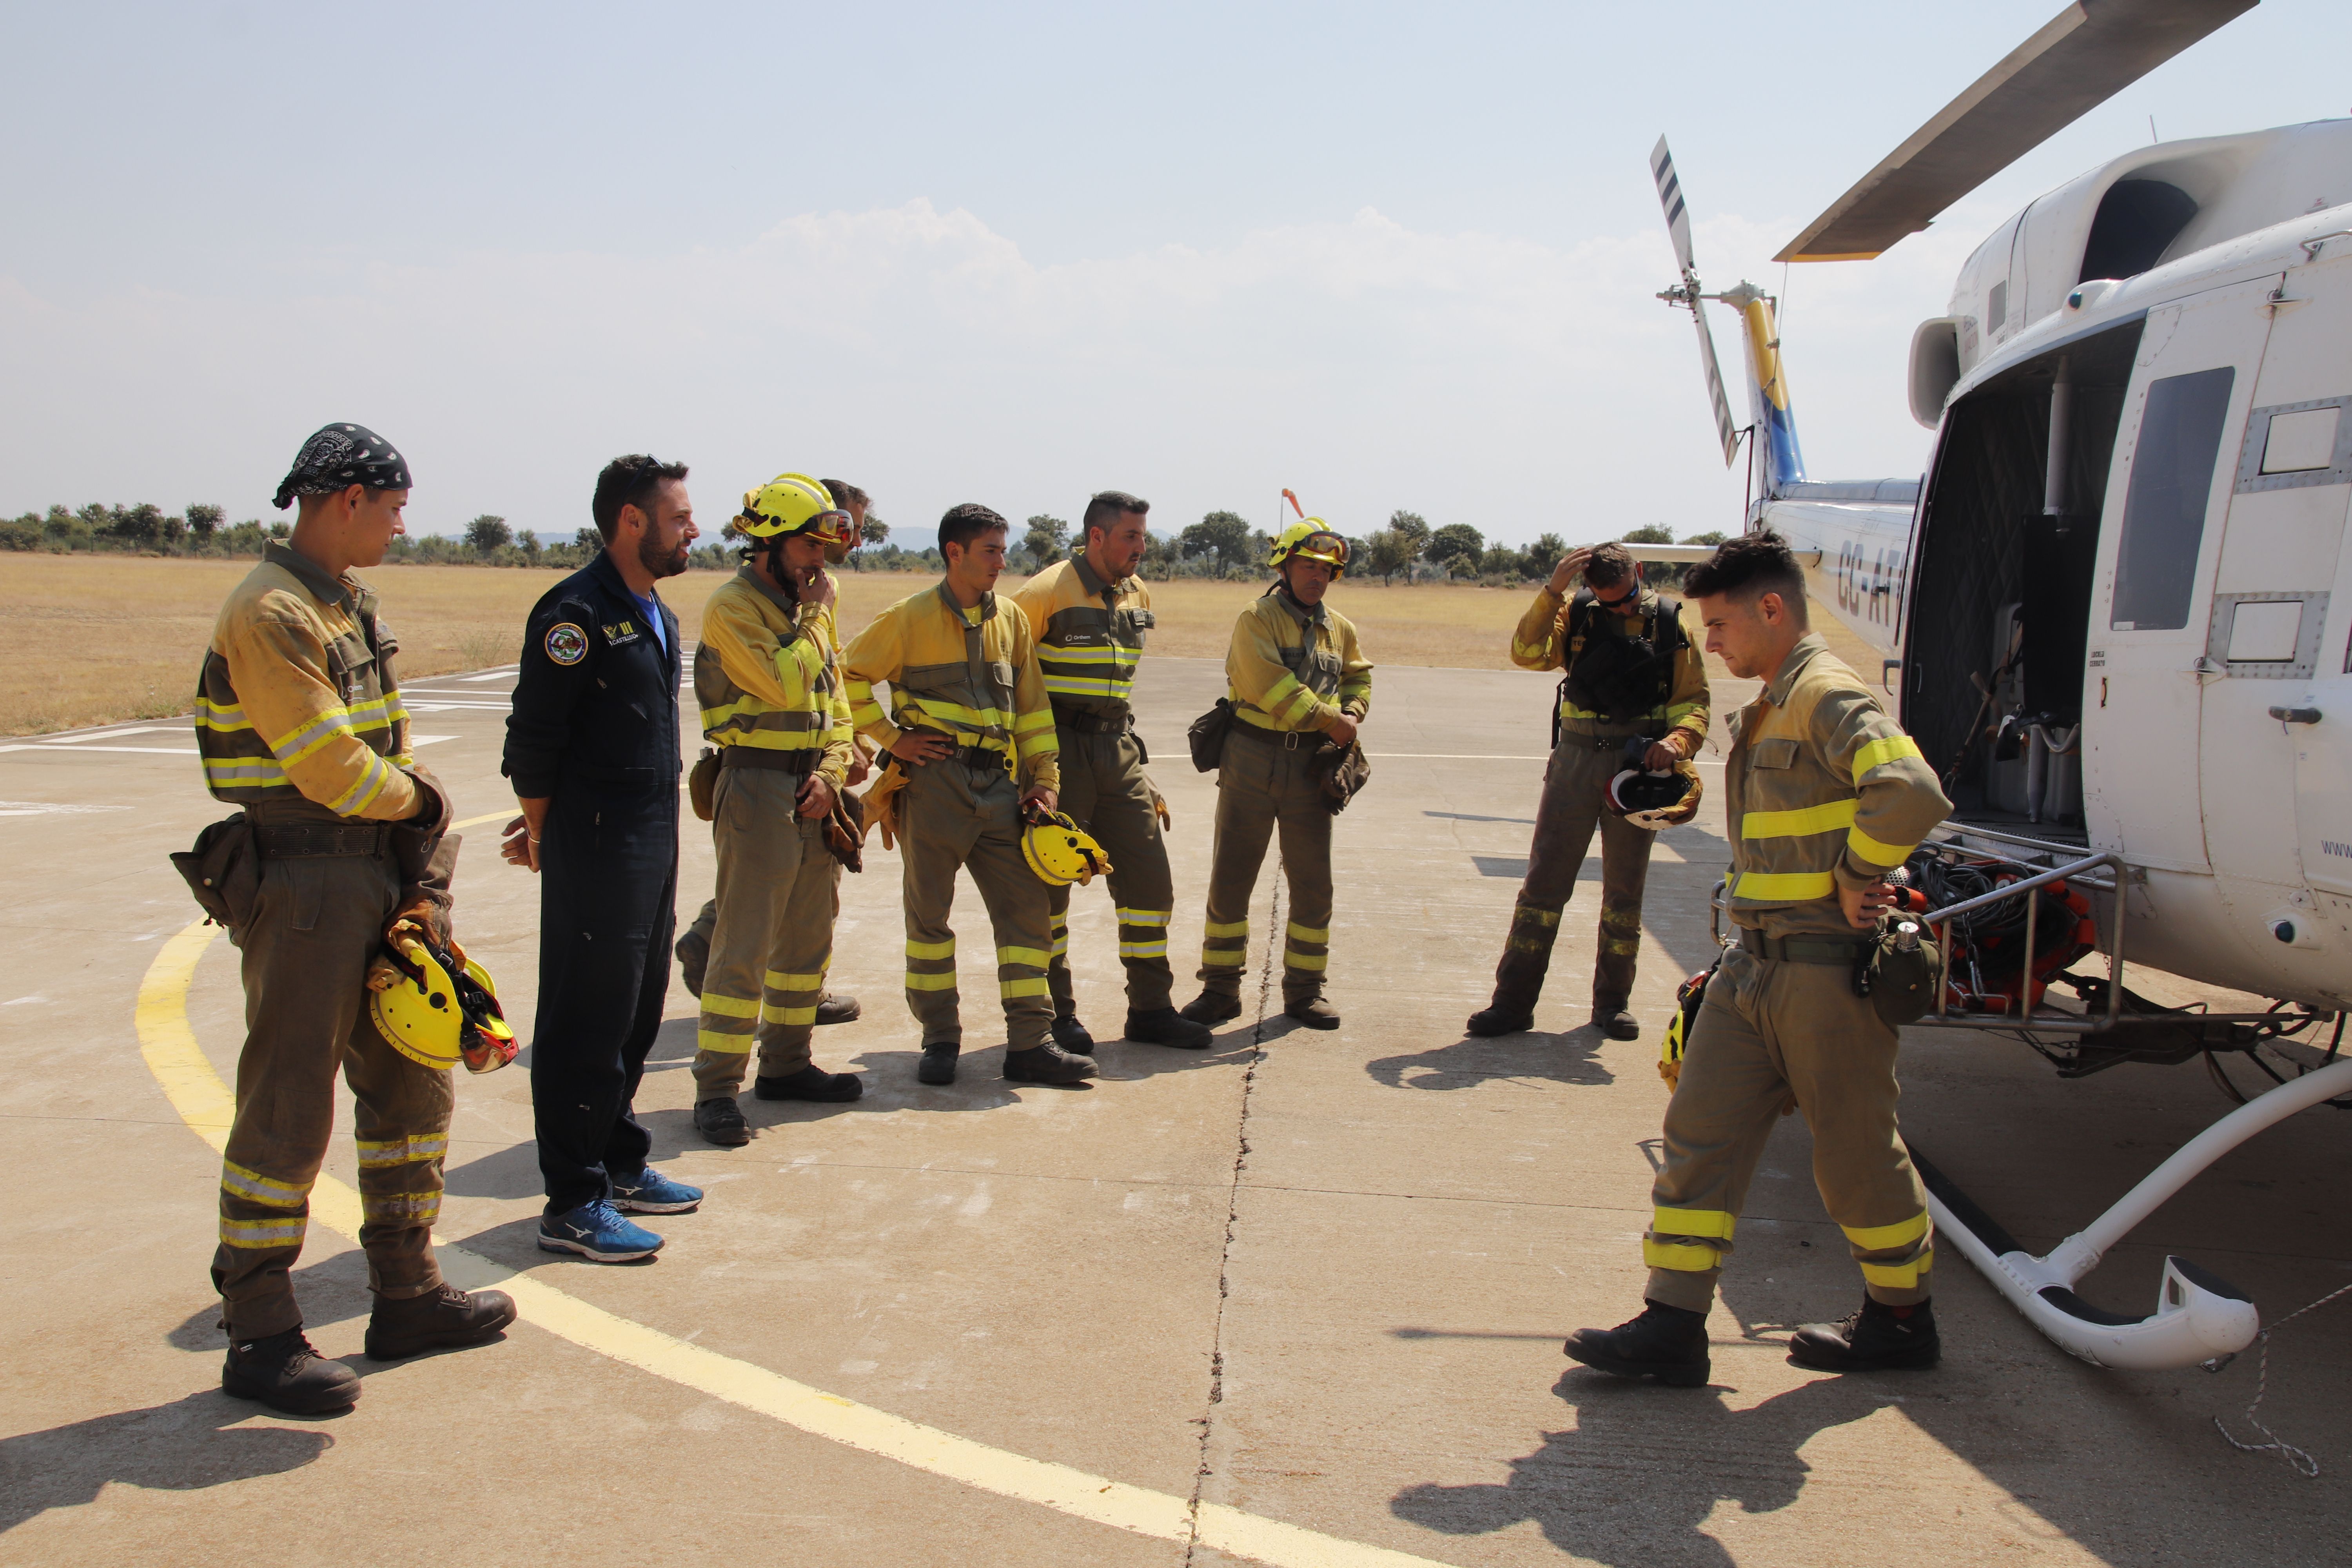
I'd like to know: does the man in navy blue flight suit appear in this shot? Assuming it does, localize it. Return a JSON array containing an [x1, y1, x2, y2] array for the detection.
[[501, 454, 706, 1261]]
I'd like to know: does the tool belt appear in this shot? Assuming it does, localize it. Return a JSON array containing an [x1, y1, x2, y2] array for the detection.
[[1051, 705, 1131, 735], [719, 746, 817, 775], [254, 822, 393, 858], [1738, 927, 1871, 965], [1226, 719, 1318, 750]]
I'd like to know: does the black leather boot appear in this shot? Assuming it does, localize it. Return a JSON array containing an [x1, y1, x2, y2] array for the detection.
[[1788, 1298, 1941, 1372], [1466, 1005, 1535, 1036], [694, 1096, 750, 1146], [1591, 1007, 1642, 1040], [1051, 1013, 1097, 1054], [1563, 1299, 1711, 1387], [1125, 1007, 1214, 1048], [222, 1328, 362, 1414], [365, 1284, 519, 1361], [1003, 1043, 1098, 1083], [917, 1043, 960, 1085], [755, 1065, 863, 1102]]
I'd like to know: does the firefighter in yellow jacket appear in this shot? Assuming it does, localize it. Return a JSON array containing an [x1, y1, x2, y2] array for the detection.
[[840, 503, 1098, 1086], [193, 423, 514, 1416], [1180, 521, 1373, 1030], [671, 479, 873, 1030], [1010, 490, 1212, 1054], [1565, 533, 1953, 1385], [687, 474, 862, 1147]]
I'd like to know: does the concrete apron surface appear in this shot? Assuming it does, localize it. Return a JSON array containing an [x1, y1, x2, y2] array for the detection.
[[1, 648, 2347, 1567]]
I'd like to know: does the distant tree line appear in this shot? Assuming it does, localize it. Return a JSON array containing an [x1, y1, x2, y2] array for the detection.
[[2, 498, 1730, 586]]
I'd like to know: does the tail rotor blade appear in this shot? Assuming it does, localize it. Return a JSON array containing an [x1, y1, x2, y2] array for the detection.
[[1651, 135, 1696, 276]]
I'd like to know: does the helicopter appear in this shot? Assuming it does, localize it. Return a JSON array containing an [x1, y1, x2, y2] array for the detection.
[[1646, 0, 2352, 1372]]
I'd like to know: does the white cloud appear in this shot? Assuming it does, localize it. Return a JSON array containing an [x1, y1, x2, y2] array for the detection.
[[0, 196, 1996, 547]]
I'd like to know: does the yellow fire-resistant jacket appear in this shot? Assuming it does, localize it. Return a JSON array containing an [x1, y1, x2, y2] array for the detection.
[[1510, 583, 1710, 746], [1226, 590, 1373, 733], [1009, 554, 1153, 719], [1725, 633, 1951, 938], [840, 583, 1061, 790], [194, 543, 421, 821], [693, 567, 854, 787]]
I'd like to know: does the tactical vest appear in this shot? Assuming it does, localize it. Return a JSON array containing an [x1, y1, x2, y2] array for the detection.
[[1560, 590, 1684, 726]]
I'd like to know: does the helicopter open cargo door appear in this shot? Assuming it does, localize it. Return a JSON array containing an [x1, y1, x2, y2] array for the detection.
[[2085, 278, 2274, 925]]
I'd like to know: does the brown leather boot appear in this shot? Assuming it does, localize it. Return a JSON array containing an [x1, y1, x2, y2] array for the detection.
[[364, 1284, 519, 1361], [222, 1327, 362, 1413]]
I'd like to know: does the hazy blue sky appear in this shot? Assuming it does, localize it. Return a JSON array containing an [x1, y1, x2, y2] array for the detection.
[[4, 2, 2346, 545]]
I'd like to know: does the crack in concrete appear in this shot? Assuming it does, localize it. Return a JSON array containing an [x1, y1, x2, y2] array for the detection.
[[1182, 855, 1285, 1565]]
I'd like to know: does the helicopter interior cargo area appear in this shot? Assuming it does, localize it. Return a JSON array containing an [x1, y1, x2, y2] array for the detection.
[[1902, 318, 2148, 845]]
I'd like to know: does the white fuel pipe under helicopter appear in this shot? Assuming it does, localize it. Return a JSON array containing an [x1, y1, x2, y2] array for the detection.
[[1644, 0, 2351, 1372]]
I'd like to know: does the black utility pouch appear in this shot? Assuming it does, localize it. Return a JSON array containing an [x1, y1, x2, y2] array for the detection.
[[1861, 931, 1942, 1028], [1187, 699, 1235, 773], [169, 812, 260, 944]]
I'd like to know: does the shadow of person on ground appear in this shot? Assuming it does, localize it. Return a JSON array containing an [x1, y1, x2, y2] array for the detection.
[[1365, 1028, 1615, 1091], [1391, 1370, 1895, 1567], [0, 1389, 336, 1532]]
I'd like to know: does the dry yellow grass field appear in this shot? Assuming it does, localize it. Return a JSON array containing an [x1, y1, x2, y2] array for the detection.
[[0, 555, 1846, 736]]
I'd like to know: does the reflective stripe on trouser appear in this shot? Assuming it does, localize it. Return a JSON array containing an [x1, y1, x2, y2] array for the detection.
[[1198, 732, 1334, 1002], [1487, 731, 1658, 1016], [213, 848, 454, 1339], [1044, 726, 1177, 1014], [898, 756, 1054, 1050], [692, 768, 840, 1100], [1642, 943, 1933, 1312]]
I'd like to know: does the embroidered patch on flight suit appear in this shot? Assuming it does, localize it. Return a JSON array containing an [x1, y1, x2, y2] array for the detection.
[[601, 620, 642, 646], [544, 622, 589, 665]]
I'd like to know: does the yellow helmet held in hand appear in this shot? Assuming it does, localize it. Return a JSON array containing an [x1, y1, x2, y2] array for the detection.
[[369, 938, 518, 1074], [1267, 519, 1350, 576], [737, 473, 856, 552], [1022, 811, 1114, 887]]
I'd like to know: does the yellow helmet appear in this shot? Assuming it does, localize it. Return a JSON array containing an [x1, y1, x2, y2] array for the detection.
[[737, 473, 855, 551], [369, 938, 518, 1075], [1022, 811, 1114, 887], [1268, 519, 1350, 576]]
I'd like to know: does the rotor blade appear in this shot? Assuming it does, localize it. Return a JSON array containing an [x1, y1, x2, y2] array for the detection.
[[1691, 306, 1740, 468], [1651, 135, 1696, 274], [1776, 0, 2259, 262]]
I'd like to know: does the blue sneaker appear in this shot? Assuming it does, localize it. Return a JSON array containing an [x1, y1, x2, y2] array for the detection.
[[610, 1166, 703, 1214], [538, 1199, 664, 1262]]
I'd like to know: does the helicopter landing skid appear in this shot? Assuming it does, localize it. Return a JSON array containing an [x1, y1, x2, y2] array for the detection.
[[1915, 1054, 2352, 1370]]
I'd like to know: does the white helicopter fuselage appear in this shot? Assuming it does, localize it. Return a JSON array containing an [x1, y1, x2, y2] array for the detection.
[[1753, 120, 2352, 1013]]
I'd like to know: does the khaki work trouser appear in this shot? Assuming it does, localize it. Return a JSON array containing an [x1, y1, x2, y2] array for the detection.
[[1488, 729, 1657, 1018], [214, 848, 452, 1339], [898, 757, 1054, 1051], [1643, 943, 1933, 1312], [691, 767, 840, 1101], [1197, 726, 1333, 1004], [1046, 724, 1176, 1017]]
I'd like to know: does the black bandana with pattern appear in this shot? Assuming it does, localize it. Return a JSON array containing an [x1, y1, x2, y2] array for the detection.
[[272, 422, 412, 510]]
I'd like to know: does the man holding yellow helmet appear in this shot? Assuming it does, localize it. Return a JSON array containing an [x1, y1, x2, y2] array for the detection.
[[1182, 520, 1372, 1030], [687, 474, 863, 1147]]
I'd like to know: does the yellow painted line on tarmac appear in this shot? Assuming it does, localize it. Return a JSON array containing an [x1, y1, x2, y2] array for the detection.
[[451, 811, 513, 831], [137, 918, 1455, 1568]]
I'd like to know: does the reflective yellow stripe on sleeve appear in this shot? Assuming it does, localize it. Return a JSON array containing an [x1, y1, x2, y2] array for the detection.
[[1853, 734, 1925, 777], [1846, 828, 1915, 869]]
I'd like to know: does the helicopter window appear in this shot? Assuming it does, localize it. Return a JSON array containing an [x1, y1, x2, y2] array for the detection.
[[1988, 281, 2008, 332], [2112, 367, 2234, 631]]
